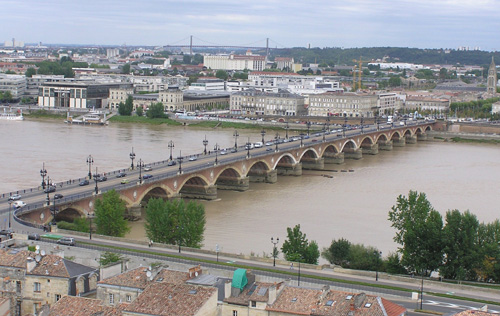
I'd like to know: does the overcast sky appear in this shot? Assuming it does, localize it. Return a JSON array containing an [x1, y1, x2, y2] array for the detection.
[[2, 0, 500, 51]]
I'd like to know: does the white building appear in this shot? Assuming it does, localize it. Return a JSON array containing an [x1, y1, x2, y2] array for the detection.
[[106, 48, 120, 59], [230, 89, 306, 116], [204, 52, 267, 71], [0, 74, 26, 97], [188, 78, 225, 91], [129, 76, 169, 93], [108, 84, 134, 109], [26, 74, 68, 97]]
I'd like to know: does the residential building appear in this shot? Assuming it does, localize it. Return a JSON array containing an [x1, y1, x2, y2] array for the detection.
[[43, 296, 122, 316], [132, 93, 159, 111], [107, 48, 120, 59], [275, 57, 294, 70], [159, 86, 183, 112], [405, 96, 450, 113], [308, 92, 377, 117], [0, 74, 26, 98], [182, 90, 230, 112], [230, 89, 306, 116], [188, 78, 225, 91], [0, 248, 98, 316], [129, 76, 169, 93], [108, 84, 134, 109]]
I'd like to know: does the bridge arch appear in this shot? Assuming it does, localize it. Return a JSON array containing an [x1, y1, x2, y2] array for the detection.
[[55, 207, 86, 223], [273, 153, 298, 169], [298, 149, 319, 161], [322, 144, 340, 156], [403, 129, 413, 137], [340, 139, 358, 152], [360, 135, 375, 146], [137, 185, 172, 206], [390, 131, 403, 140], [375, 133, 389, 143]]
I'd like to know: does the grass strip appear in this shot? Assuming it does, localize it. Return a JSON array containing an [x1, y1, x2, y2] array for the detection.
[[81, 241, 500, 306], [109, 116, 182, 125], [450, 137, 500, 144]]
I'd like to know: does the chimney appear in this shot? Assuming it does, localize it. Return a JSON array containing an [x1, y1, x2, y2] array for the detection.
[[188, 265, 202, 279], [319, 285, 330, 301], [224, 280, 232, 299], [268, 283, 277, 304], [26, 258, 36, 272]]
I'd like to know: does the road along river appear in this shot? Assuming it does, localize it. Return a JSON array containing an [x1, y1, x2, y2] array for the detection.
[[2, 119, 500, 258]]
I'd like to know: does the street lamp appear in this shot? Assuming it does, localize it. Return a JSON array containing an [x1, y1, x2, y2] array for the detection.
[[420, 270, 425, 310], [51, 194, 57, 226], [274, 132, 279, 151], [322, 124, 326, 142], [285, 121, 289, 139], [271, 237, 279, 267], [177, 152, 183, 174], [214, 144, 220, 165], [261, 129, 266, 143], [176, 225, 183, 253], [361, 116, 364, 133], [94, 167, 99, 194], [45, 176, 51, 206], [88, 212, 93, 240], [129, 147, 136, 170], [203, 136, 208, 155], [343, 116, 347, 137], [246, 137, 251, 158], [300, 133, 304, 147], [137, 159, 143, 184], [8, 201, 12, 229], [306, 121, 311, 136], [86, 155, 94, 179], [216, 244, 220, 262], [168, 141, 174, 161], [233, 130, 239, 151], [375, 250, 382, 281], [40, 162, 47, 189]]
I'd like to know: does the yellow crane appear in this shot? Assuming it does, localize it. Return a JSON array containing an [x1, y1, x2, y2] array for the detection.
[[352, 57, 371, 91]]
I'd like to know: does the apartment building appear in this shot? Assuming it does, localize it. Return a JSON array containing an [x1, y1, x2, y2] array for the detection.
[[0, 74, 26, 98], [204, 52, 267, 71], [230, 89, 306, 116]]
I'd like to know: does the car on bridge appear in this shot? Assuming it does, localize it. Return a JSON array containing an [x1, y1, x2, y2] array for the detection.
[[44, 186, 56, 193], [220, 150, 228, 155], [54, 193, 64, 199], [120, 179, 129, 184], [79, 180, 89, 186], [13, 201, 26, 208], [116, 172, 127, 178], [167, 160, 176, 166], [188, 156, 197, 161], [144, 166, 153, 171], [142, 174, 153, 180], [8, 194, 21, 201]]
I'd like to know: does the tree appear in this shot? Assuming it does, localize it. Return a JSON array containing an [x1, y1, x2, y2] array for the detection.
[[145, 199, 206, 248], [215, 69, 228, 81], [440, 210, 480, 280], [388, 76, 402, 87], [136, 106, 144, 117], [146, 102, 166, 119], [118, 96, 134, 116], [281, 224, 320, 264], [94, 189, 130, 237], [122, 63, 130, 74], [385, 252, 407, 274], [347, 244, 381, 271], [99, 252, 123, 266], [25, 68, 37, 77], [322, 238, 351, 266], [388, 191, 444, 274]]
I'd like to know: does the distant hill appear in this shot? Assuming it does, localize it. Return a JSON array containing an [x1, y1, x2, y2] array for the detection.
[[269, 47, 500, 67]]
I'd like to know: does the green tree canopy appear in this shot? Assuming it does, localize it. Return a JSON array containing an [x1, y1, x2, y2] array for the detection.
[[146, 102, 166, 119], [281, 224, 320, 264], [122, 63, 131, 74], [388, 191, 444, 274], [25, 68, 37, 77], [94, 189, 130, 237], [215, 69, 228, 80], [145, 199, 206, 248], [136, 106, 144, 117], [321, 238, 351, 266], [118, 96, 134, 116]]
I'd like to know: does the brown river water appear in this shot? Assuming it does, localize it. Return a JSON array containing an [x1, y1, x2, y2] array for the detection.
[[3, 119, 500, 259]]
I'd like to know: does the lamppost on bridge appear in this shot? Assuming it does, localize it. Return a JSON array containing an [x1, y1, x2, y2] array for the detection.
[[137, 159, 144, 184], [300, 133, 304, 147], [177, 152, 183, 174], [271, 237, 279, 267], [285, 121, 289, 139], [51, 193, 58, 226], [45, 176, 51, 206], [326, 115, 331, 133], [376, 115, 380, 131], [203, 136, 208, 155], [233, 130, 239, 152], [360, 115, 364, 134], [322, 124, 326, 142], [306, 121, 311, 136], [261, 129, 266, 143], [246, 137, 251, 159], [274, 132, 279, 151], [94, 167, 99, 194], [129, 147, 136, 170], [8, 201, 12, 229], [40, 162, 47, 189], [168, 141, 174, 161], [214, 144, 220, 165], [343, 115, 347, 137], [86, 155, 94, 179]]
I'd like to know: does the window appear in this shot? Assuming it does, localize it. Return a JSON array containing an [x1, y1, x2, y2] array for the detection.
[[126, 295, 131, 302], [232, 311, 238, 316], [109, 293, 114, 304], [34, 282, 41, 292], [55, 294, 61, 302], [251, 301, 256, 307]]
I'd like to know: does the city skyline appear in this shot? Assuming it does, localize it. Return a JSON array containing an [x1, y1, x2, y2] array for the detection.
[[2, 0, 500, 51]]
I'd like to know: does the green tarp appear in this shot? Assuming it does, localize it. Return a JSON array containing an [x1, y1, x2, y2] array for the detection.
[[231, 269, 248, 290]]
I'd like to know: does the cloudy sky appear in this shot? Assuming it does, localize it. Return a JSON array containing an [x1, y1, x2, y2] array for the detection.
[[2, 0, 500, 51]]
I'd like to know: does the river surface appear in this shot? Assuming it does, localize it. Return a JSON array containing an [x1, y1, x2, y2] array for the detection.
[[3, 119, 500, 259]]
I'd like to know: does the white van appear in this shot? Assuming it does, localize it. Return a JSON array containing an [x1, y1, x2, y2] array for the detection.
[[254, 142, 263, 148]]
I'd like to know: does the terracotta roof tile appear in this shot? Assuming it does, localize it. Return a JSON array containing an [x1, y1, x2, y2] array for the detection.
[[49, 296, 123, 316], [123, 283, 216, 316], [0, 249, 32, 268], [224, 282, 275, 305], [98, 267, 189, 289], [453, 311, 499, 316]]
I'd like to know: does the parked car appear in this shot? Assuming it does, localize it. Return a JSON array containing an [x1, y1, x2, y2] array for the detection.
[[13, 201, 26, 208], [120, 179, 129, 184], [144, 166, 152, 171], [28, 233, 40, 240], [44, 186, 56, 193], [220, 150, 228, 155], [116, 172, 127, 178], [8, 194, 21, 201], [57, 237, 75, 246], [230, 148, 237, 153], [188, 156, 197, 161], [97, 175, 107, 182], [79, 180, 89, 186], [142, 174, 153, 180], [54, 193, 64, 199], [0, 229, 13, 236], [167, 160, 176, 166]]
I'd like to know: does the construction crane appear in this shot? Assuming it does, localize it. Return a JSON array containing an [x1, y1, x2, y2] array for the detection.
[[352, 57, 371, 91]]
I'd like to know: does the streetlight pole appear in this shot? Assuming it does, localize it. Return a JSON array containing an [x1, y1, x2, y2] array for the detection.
[[420, 270, 424, 310], [137, 159, 143, 184], [52, 194, 57, 226], [275, 133, 279, 151], [45, 176, 51, 206], [246, 137, 251, 158], [86, 155, 94, 179], [322, 124, 326, 142], [285, 121, 289, 139], [40, 162, 47, 189], [271, 237, 279, 267], [8, 201, 12, 229], [215, 244, 220, 262], [203, 136, 208, 155], [298, 260, 301, 286], [361, 116, 364, 133], [130, 147, 136, 170], [307, 121, 311, 136], [300, 133, 304, 147], [343, 116, 347, 137], [168, 141, 174, 161], [177, 152, 183, 174], [94, 167, 99, 194], [375, 250, 382, 281], [233, 130, 239, 152], [261, 129, 266, 143], [88, 212, 93, 240], [214, 144, 220, 165]]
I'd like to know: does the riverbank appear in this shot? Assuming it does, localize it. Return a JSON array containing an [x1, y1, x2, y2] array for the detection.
[[428, 131, 500, 144]]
